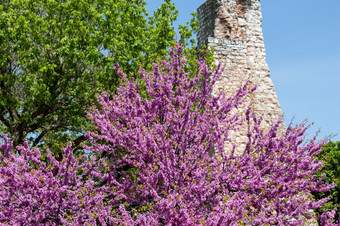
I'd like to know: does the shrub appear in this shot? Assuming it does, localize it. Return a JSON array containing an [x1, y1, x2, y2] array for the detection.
[[313, 141, 340, 222]]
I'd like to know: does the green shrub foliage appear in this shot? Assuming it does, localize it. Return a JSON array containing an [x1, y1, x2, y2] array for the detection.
[[313, 141, 340, 222]]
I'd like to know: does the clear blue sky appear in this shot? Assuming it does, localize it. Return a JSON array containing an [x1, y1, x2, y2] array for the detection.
[[147, 0, 340, 141]]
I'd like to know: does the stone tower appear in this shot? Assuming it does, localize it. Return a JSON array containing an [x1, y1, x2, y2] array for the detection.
[[197, 0, 284, 150]]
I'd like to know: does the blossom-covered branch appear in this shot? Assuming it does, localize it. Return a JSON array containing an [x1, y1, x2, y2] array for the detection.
[[0, 45, 337, 225]]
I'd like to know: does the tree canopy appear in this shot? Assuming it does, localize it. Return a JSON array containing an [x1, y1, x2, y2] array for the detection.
[[0, 0, 200, 157]]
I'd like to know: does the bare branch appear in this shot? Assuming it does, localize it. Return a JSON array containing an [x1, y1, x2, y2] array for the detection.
[[73, 135, 86, 149], [0, 111, 11, 128]]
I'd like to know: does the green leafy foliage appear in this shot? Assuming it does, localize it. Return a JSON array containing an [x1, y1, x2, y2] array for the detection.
[[313, 141, 340, 221], [0, 0, 206, 158]]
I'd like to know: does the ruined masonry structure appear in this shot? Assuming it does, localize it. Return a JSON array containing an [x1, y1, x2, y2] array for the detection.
[[197, 0, 284, 151], [197, 3, 318, 224]]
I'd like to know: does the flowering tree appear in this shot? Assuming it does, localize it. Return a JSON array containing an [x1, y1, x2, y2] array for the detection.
[[0, 45, 338, 225], [85, 45, 336, 224], [0, 136, 115, 225]]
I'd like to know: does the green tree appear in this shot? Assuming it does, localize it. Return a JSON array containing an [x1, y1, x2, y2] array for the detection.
[[312, 141, 340, 222], [0, 0, 202, 158]]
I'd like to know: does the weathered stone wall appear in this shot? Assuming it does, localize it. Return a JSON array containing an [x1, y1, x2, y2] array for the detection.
[[197, 2, 318, 224], [197, 0, 284, 152]]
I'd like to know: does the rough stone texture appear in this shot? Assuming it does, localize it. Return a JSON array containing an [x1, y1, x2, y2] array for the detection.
[[197, 0, 284, 152], [197, 1, 318, 224]]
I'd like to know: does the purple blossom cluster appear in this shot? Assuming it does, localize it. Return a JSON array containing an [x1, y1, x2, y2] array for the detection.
[[0, 137, 112, 225], [0, 45, 338, 225]]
